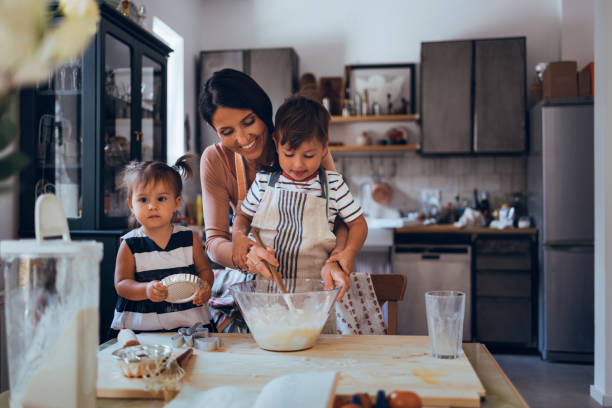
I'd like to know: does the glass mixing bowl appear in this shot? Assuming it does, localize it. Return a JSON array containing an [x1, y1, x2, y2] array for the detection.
[[230, 279, 340, 351]]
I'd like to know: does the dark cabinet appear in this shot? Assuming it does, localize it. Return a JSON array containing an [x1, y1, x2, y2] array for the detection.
[[421, 40, 473, 153], [19, 3, 171, 233], [473, 236, 537, 348], [197, 48, 298, 149], [420, 37, 526, 154], [18, 3, 172, 340]]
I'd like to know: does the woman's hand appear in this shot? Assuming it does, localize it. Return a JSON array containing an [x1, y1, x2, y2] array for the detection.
[[321, 261, 349, 301], [146, 281, 168, 302], [193, 281, 212, 306], [326, 249, 357, 276], [246, 244, 278, 280], [232, 231, 254, 270]]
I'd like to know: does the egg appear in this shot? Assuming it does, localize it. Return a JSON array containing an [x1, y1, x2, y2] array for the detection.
[[388, 390, 422, 408]]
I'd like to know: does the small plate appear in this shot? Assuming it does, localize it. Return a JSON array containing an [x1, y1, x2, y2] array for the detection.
[[161, 273, 202, 304]]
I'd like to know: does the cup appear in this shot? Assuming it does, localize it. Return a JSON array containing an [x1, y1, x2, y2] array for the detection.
[[425, 291, 465, 359]]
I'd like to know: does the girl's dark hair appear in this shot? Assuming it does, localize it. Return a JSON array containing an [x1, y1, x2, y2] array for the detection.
[[198, 68, 274, 133], [122, 153, 198, 201], [274, 95, 329, 150]]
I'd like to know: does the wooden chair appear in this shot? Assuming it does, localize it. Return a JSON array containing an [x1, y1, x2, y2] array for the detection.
[[370, 274, 407, 335]]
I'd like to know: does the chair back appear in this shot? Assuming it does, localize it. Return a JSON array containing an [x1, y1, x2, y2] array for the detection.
[[370, 274, 407, 335]]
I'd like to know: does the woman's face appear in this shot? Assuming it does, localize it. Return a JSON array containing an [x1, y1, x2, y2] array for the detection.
[[211, 107, 269, 163]]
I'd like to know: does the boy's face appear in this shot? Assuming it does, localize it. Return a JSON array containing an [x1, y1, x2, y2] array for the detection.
[[275, 133, 328, 181], [128, 180, 181, 230]]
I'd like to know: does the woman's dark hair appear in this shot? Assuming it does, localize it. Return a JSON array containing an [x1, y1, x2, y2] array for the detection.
[[198, 68, 274, 134], [274, 95, 329, 150], [122, 153, 198, 201]]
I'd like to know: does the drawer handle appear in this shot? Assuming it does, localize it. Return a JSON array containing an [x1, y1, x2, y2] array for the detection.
[[422, 254, 440, 260]]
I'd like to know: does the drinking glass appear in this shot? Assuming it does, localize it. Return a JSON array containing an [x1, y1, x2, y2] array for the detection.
[[425, 291, 465, 359]]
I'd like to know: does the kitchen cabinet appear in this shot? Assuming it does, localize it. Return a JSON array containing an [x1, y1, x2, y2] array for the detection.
[[18, 3, 172, 340], [19, 2, 171, 232], [420, 37, 526, 154], [473, 236, 537, 347], [197, 48, 299, 149], [394, 227, 538, 350]]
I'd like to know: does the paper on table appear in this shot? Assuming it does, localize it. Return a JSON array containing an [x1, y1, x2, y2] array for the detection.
[[165, 386, 257, 408], [165, 371, 338, 408]]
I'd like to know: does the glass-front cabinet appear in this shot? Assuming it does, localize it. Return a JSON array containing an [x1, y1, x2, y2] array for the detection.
[[20, 2, 171, 233]]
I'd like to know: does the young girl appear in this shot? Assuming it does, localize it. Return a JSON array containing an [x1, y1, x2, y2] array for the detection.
[[111, 154, 215, 332]]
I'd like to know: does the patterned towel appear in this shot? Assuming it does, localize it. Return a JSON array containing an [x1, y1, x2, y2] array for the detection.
[[334, 272, 387, 335]]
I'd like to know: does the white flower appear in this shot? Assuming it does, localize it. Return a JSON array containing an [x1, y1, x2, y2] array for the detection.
[[0, 0, 100, 96]]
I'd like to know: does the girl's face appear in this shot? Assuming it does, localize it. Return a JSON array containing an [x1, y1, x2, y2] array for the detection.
[[211, 107, 269, 163], [275, 135, 328, 181], [128, 180, 181, 231]]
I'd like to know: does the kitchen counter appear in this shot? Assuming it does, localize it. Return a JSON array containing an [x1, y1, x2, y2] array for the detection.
[[395, 225, 537, 235]]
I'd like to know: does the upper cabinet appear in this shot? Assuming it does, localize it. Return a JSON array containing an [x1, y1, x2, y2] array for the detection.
[[420, 37, 526, 155], [19, 3, 172, 233]]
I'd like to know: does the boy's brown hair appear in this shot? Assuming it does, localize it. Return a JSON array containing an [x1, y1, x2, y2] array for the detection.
[[274, 95, 330, 150]]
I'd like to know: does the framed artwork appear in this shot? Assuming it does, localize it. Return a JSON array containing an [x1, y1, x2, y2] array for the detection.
[[345, 63, 416, 114], [319, 77, 344, 115]]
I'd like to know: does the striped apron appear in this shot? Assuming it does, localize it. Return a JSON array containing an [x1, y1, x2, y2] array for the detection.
[[251, 168, 387, 334]]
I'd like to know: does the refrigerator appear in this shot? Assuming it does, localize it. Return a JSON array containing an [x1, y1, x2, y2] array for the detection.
[[527, 98, 594, 363]]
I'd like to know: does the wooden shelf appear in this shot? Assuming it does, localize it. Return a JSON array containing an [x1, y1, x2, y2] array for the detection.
[[330, 114, 420, 123], [328, 144, 419, 153]]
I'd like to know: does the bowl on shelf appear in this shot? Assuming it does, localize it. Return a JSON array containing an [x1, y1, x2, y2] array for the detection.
[[230, 279, 340, 351]]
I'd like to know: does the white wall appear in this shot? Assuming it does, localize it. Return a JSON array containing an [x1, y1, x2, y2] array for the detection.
[[562, 0, 595, 68], [143, 0, 207, 153], [199, 0, 562, 82]]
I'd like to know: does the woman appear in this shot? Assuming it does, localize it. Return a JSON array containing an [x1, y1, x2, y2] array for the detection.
[[199, 68, 349, 271], [198, 70, 348, 324]]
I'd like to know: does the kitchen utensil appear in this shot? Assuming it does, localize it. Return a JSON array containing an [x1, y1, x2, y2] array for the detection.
[[425, 291, 466, 359], [111, 344, 172, 378], [251, 228, 296, 312], [1, 194, 103, 408], [161, 273, 202, 304], [370, 157, 393, 205], [230, 279, 340, 351], [250, 228, 288, 294]]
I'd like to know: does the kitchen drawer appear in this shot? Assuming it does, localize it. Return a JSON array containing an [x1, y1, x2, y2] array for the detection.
[[476, 270, 531, 297], [476, 298, 532, 344], [475, 238, 531, 255], [475, 253, 531, 271]]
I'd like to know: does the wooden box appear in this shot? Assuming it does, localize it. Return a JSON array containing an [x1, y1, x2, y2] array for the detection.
[[542, 61, 577, 99]]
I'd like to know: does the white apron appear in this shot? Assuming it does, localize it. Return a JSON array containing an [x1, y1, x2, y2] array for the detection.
[[251, 168, 386, 335]]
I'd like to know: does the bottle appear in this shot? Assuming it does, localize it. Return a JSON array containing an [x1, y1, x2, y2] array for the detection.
[[196, 194, 203, 226], [453, 195, 462, 221], [361, 89, 369, 115], [480, 191, 491, 224], [472, 189, 480, 210]]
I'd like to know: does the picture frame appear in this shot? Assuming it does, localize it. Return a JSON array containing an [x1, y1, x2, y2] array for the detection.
[[345, 63, 416, 115]]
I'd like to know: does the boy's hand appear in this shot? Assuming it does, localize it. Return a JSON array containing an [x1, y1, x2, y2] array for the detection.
[[193, 281, 212, 306], [146, 280, 168, 302], [326, 250, 356, 276], [246, 245, 278, 280], [232, 232, 254, 270], [321, 261, 349, 301]]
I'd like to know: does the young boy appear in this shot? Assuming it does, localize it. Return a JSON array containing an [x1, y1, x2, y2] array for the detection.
[[232, 95, 368, 302]]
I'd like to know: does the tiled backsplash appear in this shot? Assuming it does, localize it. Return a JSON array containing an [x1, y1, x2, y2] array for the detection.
[[339, 152, 527, 218]]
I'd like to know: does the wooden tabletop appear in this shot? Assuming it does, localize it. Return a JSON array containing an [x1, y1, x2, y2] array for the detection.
[[0, 335, 528, 408]]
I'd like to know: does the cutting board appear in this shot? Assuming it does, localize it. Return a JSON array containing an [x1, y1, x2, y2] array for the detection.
[[98, 333, 485, 407]]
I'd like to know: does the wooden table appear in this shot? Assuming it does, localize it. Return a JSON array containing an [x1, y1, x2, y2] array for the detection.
[[0, 335, 528, 408]]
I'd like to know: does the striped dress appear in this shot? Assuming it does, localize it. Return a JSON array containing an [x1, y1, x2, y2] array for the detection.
[[111, 225, 212, 331]]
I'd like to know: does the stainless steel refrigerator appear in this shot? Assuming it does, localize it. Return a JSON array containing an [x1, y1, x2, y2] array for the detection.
[[527, 98, 594, 362]]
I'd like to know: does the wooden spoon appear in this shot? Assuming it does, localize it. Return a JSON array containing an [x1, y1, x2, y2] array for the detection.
[[251, 228, 288, 294]]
